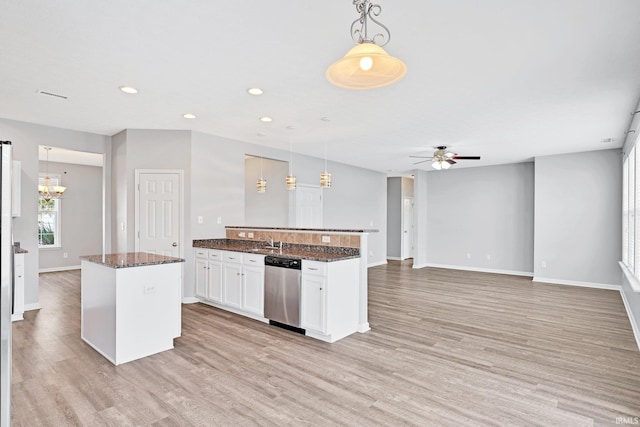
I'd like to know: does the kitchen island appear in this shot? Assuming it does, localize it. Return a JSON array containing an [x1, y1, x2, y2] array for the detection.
[[80, 252, 184, 365], [193, 233, 364, 343]]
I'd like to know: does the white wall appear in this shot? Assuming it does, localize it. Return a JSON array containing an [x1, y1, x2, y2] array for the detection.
[[425, 162, 534, 275], [0, 118, 111, 308], [39, 161, 102, 270], [412, 170, 429, 268], [534, 149, 621, 285]]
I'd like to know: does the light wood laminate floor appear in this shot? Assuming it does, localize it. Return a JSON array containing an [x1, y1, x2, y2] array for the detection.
[[11, 262, 640, 426]]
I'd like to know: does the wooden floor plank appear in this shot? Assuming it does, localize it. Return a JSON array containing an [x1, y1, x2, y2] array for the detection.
[[10, 263, 640, 425]]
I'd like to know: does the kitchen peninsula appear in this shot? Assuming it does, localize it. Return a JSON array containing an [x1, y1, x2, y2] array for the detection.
[[80, 252, 184, 365], [193, 226, 376, 343]]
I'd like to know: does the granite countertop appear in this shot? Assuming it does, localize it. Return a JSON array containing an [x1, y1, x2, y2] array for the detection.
[[14, 247, 28, 254], [193, 239, 360, 262], [80, 252, 185, 269], [225, 226, 379, 233]]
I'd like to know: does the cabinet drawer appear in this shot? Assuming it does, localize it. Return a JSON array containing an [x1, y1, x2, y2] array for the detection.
[[195, 248, 209, 259], [223, 251, 242, 263], [302, 260, 327, 276], [208, 250, 222, 260], [243, 253, 265, 266]]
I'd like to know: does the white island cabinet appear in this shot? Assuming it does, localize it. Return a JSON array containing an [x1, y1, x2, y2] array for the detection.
[[80, 252, 184, 365]]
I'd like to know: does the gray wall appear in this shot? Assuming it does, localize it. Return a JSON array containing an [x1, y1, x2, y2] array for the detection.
[[534, 149, 621, 285], [0, 118, 111, 308], [38, 161, 102, 270], [412, 170, 429, 268], [387, 177, 402, 258], [244, 156, 289, 227], [190, 131, 388, 274], [425, 162, 534, 274]]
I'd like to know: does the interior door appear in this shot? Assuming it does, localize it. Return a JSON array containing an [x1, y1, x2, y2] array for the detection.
[[136, 171, 182, 257], [402, 197, 414, 259], [295, 185, 322, 228]]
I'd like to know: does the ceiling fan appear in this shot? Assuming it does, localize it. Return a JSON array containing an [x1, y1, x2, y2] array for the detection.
[[410, 146, 481, 170]]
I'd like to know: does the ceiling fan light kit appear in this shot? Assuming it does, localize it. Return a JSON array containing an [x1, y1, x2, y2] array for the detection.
[[326, 0, 406, 90]]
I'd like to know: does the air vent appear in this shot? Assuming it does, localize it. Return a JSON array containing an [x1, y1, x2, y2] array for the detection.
[[600, 137, 615, 144], [37, 90, 69, 100]]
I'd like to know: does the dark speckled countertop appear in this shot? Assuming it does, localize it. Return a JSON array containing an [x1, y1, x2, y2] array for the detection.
[[226, 226, 378, 233], [193, 239, 360, 262], [14, 247, 28, 254], [80, 252, 185, 269]]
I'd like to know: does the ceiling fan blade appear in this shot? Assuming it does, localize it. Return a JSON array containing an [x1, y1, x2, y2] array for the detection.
[[412, 159, 433, 165], [446, 159, 457, 165], [452, 156, 481, 160], [409, 155, 434, 159]]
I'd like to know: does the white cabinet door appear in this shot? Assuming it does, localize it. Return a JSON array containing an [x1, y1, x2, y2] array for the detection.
[[242, 264, 264, 316], [208, 260, 223, 302], [195, 257, 208, 298], [301, 274, 326, 333], [222, 263, 243, 309]]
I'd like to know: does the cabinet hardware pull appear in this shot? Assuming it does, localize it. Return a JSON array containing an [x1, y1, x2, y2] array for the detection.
[[308, 267, 318, 270], [250, 259, 256, 262]]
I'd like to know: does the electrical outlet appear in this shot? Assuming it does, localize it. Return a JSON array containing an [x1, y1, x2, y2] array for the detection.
[[143, 284, 156, 294], [217, 216, 222, 224], [248, 232, 254, 238], [486, 254, 491, 260], [541, 261, 547, 268], [120, 222, 125, 231], [63, 252, 68, 259], [322, 235, 331, 243], [239, 232, 246, 238], [466, 253, 471, 259], [197, 216, 203, 224]]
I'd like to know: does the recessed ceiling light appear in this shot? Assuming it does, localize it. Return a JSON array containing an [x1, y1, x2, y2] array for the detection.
[[286, 126, 296, 130], [247, 88, 264, 95], [119, 86, 138, 94], [260, 116, 273, 123], [320, 117, 331, 122], [183, 113, 196, 119], [257, 132, 267, 137]]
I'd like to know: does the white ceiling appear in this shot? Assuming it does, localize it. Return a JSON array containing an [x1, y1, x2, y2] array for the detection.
[[2, 0, 640, 174]]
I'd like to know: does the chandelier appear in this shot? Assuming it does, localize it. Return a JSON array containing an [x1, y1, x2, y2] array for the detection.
[[326, 0, 407, 90], [38, 147, 66, 201]]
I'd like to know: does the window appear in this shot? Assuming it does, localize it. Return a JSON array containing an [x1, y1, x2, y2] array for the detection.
[[38, 173, 62, 248], [621, 143, 640, 291]]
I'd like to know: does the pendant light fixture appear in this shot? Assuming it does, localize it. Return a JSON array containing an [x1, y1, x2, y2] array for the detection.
[[320, 118, 332, 188], [257, 156, 267, 193], [285, 128, 297, 190], [38, 147, 67, 201], [326, 0, 407, 90]]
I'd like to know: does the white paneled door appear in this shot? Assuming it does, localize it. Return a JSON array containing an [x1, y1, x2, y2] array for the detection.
[[295, 185, 323, 228], [136, 171, 182, 258]]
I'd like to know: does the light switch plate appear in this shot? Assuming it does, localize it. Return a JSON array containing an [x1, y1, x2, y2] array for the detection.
[[322, 235, 330, 243]]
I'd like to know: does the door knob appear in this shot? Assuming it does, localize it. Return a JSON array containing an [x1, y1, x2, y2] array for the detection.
[[172, 242, 177, 247]]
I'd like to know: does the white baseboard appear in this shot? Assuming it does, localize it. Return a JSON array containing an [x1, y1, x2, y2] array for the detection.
[[182, 297, 199, 304], [421, 263, 533, 277], [368, 260, 387, 268], [386, 257, 404, 261], [532, 277, 621, 291], [412, 262, 430, 269], [620, 290, 640, 352], [23, 303, 42, 312], [39, 265, 81, 273]]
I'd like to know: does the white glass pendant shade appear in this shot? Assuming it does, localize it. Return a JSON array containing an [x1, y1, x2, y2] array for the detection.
[[326, 43, 407, 90]]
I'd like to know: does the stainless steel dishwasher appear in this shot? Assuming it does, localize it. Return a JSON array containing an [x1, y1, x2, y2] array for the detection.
[[264, 256, 303, 332]]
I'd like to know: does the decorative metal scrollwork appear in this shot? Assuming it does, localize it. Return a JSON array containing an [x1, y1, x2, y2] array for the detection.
[[350, 0, 391, 46]]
